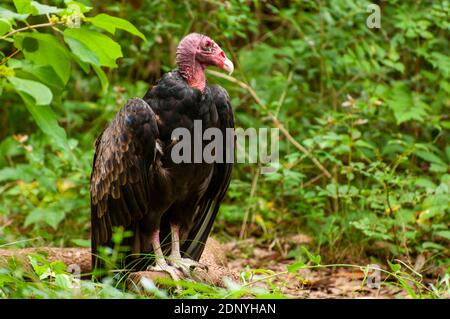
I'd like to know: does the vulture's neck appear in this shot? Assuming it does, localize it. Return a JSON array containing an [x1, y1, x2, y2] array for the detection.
[[179, 61, 206, 93]]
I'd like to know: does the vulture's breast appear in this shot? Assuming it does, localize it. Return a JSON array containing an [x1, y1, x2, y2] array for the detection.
[[144, 72, 219, 198]]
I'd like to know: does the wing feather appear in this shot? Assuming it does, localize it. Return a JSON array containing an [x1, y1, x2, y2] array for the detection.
[[90, 98, 159, 267]]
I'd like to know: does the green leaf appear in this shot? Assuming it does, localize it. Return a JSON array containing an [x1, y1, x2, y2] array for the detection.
[[64, 1, 92, 13], [355, 139, 376, 150], [8, 59, 65, 92], [50, 260, 67, 274], [435, 230, 450, 240], [422, 242, 446, 251], [21, 66, 64, 92], [88, 13, 146, 41], [24, 102, 69, 152], [13, 0, 61, 15], [7, 76, 52, 105], [415, 150, 446, 166], [381, 59, 405, 73], [92, 64, 108, 92], [287, 261, 305, 273], [302, 247, 321, 265], [13, 0, 33, 14], [0, 7, 29, 21], [71, 238, 91, 247], [12, 88, 69, 153], [387, 261, 401, 273], [385, 83, 427, 124], [63, 35, 100, 66], [445, 146, 450, 163], [55, 274, 73, 289], [430, 163, 448, 173], [28, 255, 50, 277], [64, 27, 122, 68], [0, 164, 35, 182], [14, 33, 71, 84], [71, 53, 91, 73], [30, 1, 61, 15], [24, 208, 65, 229], [0, 167, 21, 182], [0, 18, 11, 36], [428, 52, 450, 78]]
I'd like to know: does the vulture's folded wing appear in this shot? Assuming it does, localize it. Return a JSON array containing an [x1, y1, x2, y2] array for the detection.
[[183, 85, 235, 260], [90, 98, 159, 266]]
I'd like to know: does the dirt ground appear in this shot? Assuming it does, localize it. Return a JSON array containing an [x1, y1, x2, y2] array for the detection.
[[223, 237, 414, 299]]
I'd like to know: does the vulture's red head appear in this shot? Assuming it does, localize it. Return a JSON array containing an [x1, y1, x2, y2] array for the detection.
[[176, 33, 234, 92]]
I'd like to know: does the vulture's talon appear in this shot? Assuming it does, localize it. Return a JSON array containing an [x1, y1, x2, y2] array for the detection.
[[147, 259, 182, 282], [168, 257, 208, 276]]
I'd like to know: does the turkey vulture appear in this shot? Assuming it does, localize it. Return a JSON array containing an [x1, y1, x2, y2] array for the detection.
[[90, 33, 235, 279]]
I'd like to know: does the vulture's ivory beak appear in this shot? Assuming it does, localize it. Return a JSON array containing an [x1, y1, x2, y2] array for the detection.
[[223, 58, 234, 75]]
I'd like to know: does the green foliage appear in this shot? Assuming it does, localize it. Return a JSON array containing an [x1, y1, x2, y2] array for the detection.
[[0, 0, 449, 298], [87, 14, 146, 41]]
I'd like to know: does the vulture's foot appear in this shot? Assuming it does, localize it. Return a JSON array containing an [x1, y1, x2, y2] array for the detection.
[[147, 258, 182, 282], [168, 257, 208, 277]]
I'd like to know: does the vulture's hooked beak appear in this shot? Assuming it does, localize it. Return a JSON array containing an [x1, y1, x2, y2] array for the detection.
[[223, 58, 234, 75]]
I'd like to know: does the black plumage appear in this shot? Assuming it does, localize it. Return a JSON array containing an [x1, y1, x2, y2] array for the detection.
[[90, 69, 234, 275]]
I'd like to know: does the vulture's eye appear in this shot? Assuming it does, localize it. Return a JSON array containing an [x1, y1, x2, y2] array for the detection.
[[203, 40, 214, 53]]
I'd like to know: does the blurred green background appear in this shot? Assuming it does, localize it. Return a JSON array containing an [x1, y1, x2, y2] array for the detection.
[[0, 0, 448, 297]]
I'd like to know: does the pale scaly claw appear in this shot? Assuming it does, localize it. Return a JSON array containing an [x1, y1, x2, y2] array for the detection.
[[147, 258, 182, 282], [167, 257, 208, 277]]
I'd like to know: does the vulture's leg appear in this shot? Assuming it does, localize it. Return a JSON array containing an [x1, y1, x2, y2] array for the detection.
[[167, 223, 208, 276], [146, 230, 181, 281]]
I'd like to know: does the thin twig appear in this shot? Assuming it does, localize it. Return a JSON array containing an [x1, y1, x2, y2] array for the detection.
[[207, 69, 333, 179], [0, 22, 63, 40], [239, 166, 260, 240], [303, 173, 325, 188], [274, 70, 293, 117], [0, 49, 19, 65]]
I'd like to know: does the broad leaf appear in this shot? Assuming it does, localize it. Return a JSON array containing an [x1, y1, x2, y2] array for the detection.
[[385, 83, 428, 124], [24, 208, 65, 229], [428, 52, 450, 78], [88, 13, 146, 41], [7, 76, 52, 105], [0, 164, 35, 182], [8, 58, 65, 92], [14, 33, 71, 84], [13, 90, 69, 153], [13, 0, 33, 14], [31, 1, 61, 15], [435, 230, 450, 241], [0, 7, 29, 21], [0, 18, 11, 36], [64, 28, 122, 68], [71, 238, 91, 247], [63, 36, 100, 66], [71, 53, 91, 73], [24, 103, 69, 152], [287, 261, 305, 273], [13, 0, 61, 15], [415, 150, 447, 166], [64, 1, 92, 13]]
